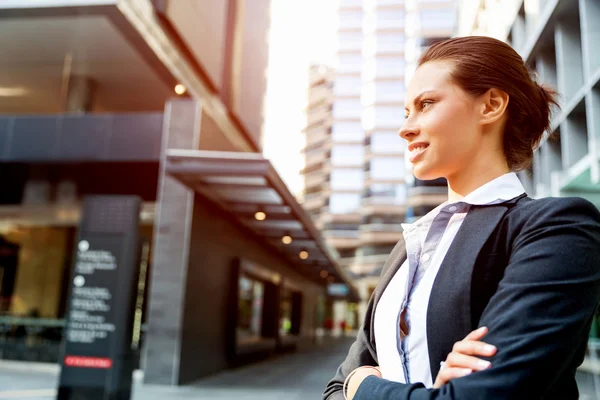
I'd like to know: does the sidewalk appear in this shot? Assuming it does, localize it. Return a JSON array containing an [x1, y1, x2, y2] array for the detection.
[[0, 336, 355, 400]]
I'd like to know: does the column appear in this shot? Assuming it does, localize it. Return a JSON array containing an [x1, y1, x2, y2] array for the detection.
[[142, 99, 202, 385]]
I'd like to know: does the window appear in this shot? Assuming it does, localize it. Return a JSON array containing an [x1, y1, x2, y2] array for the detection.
[[335, 76, 361, 97], [338, 54, 363, 73], [371, 131, 405, 153], [370, 157, 405, 179], [237, 274, 265, 342], [369, 183, 407, 203], [363, 81, 405, 104], [420, 9, 456, 30], [333, 99, 362, 119], [329, 193, 362, 214], [330, 169, 364, 190], [331, 145, 364, 166], [363, 105, 404, 129], [332, 122, 363, 141], [338, 31, 363, 52]]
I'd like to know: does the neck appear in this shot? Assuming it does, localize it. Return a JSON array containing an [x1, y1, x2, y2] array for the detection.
[[446, 154, 510, 203]]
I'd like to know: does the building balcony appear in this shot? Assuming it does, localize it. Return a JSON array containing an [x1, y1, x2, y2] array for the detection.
[[302, 192, 326, 212], [361, 196, 407, 216], [337, 40, 363, 53], [304, 149, 328, 169], [338, 18, 363, 31], [340, 0, 363, 9], [364, 0, 406, 8], [363, 42, 405, 56], [406, 186, 448, 207], [307, 86, 333, 108], [363, 18, 405, 33], [323, 230, 361, 250], [359, 225, 403, 244], [303, 170, 327, 191], [348, 254, 390, 274], [306, 106, 332, 128], [304, 126, 331, 149]]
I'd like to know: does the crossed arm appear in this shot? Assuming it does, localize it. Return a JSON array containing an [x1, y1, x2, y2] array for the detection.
[[324, 198, 600, 400]]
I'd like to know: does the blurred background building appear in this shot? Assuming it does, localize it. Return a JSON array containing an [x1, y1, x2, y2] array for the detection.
[[462, 0, 600, 396], [302, 0, 457, 326], [0, 0, 358, 387]]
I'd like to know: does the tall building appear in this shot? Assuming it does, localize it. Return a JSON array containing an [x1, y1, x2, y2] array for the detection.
[[0, 0, 357, 387], [357, 0, 409, 309], [301, 0, 458, 323], [402, 0, 457, 224], [461, 0, 600, 209], [461, 0, 600, 395]]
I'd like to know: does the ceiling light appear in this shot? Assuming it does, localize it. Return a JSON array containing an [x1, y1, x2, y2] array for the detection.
[[0, 87, 28, 97], [320, 270, 328, 279], [282, 235, 293, 245], [254, 211, 266, 221], [174, 84, 187, 95], [299, 250, 309, 260]]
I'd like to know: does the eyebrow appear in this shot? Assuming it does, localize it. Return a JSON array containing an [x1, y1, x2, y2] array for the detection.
[[404, 90, 436, 113]]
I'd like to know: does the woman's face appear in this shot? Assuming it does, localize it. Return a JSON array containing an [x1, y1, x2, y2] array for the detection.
[[401, 61, 483, 181]]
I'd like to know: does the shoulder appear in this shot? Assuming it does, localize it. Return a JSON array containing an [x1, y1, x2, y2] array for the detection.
[[508, 196, 600, 225], [504, 196, 600, 252]]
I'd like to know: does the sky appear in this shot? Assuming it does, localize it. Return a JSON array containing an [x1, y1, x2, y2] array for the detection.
[[262, 0, 339, 197]]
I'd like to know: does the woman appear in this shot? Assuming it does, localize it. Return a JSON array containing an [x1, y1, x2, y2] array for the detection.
[[323, 36, 600, 400]]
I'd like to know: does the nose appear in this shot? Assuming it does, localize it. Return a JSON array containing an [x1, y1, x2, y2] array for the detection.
[[399, 117, 420, 141]]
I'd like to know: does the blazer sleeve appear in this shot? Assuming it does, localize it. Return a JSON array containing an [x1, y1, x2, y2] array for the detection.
[[323, 294, 379, 400], [352, 197, 600, 400]]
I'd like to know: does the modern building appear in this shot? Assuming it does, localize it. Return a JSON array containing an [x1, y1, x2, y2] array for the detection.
[[402, 0, 457, 224], [0, 0, 357, 387], [461, 0, 600, 395], [457, 0, 521, 40], [300, 0, 459, 324]]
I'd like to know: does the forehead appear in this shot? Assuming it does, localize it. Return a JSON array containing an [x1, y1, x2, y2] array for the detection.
[[405, 61, 455, 101]]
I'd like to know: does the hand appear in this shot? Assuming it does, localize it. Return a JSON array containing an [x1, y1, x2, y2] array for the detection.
[[433, 326, 497, 388], [346, 366, 381, 400]]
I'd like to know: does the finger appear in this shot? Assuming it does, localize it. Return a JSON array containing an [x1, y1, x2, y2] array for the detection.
[[452, 340, 497, 357], [464, 327, 487, 341], [433, 368, 472, 388], [464, 326, 488, 341], [446, 352, 492, 371]]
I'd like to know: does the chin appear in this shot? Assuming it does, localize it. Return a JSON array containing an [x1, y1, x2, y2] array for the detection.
[[412, 164, 442, 181]]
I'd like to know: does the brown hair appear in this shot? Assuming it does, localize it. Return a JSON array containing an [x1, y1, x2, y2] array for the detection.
[[418, 36, 559, 171]]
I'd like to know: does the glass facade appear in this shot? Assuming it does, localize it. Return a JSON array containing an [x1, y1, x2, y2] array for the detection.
[[370, 157, 405, 179], [329, 193, 362, 214], [0, 224, 154, 363], [330, 169, 365, 190], [331, 144, 365, 166], [371, 131, 405, 153]]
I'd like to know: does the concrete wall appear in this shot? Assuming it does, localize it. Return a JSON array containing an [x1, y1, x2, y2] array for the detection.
[[178, 197, 325, 383]]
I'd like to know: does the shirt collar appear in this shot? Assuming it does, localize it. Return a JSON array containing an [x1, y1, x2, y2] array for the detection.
[[401, 173, 526, 231], [460, 172, 526, 206]]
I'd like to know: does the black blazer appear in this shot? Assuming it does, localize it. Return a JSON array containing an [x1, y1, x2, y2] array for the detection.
[[324, 195, 600, 400]]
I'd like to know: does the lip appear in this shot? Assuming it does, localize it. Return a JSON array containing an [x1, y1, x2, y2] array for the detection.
[[407, 141, 430, 152], [407, 142, 430, 163]]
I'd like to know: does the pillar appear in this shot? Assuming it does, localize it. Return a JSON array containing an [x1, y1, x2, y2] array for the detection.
[[142, 99, 202, 385]]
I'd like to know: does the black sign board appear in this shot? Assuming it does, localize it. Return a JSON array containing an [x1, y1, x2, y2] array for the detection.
[[58, 196, 141, 400]]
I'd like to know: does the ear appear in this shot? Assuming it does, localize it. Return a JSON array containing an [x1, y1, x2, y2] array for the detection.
[[479, 88, 509, 126]]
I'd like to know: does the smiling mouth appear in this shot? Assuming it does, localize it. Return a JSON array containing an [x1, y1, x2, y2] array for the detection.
[[408, 144, 429, 162]]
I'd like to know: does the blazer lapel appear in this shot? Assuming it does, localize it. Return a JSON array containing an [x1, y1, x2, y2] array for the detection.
[[426, 203, 511, 379], [370, 237, 407, 346]]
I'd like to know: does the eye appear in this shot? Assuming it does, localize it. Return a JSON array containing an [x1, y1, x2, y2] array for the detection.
[[420, 100, 434, 110]]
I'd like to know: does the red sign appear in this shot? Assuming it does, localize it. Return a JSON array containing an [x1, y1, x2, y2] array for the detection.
[[64, 356, 113, 369]]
